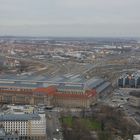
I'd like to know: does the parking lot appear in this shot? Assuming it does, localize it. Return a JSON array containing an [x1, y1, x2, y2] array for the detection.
[[102, 88, 140, 126]]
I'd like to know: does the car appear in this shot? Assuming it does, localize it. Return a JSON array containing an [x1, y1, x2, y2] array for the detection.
[[53, 129, 59, 135], [47, 114, 52, 119]]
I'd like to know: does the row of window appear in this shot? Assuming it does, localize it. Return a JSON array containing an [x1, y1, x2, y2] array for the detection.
[[58, 90, 84, 94], [0, 88, 32, 91], [4, 121, 27, 123], [7, 138, 18, 140]]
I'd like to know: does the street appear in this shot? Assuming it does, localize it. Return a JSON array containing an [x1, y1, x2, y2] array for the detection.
[[46, 110, 63, 140]]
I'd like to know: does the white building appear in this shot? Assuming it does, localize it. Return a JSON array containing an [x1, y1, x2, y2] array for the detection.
[[30, 114, 46, 137], [0, 113, 46, 140], [6, 105, 35, 114]]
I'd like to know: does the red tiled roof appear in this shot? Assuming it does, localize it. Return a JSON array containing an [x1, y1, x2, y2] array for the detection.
[[85, 89, 96, 97], [33, 86, 57, 96], [54, 89, 96, 99], [0, 90, 33, 95]]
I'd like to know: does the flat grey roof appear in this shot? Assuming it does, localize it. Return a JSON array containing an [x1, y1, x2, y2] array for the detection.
[[57, 84, 85, 91], [0, 74, 110, 91], [85, 78, 105, 89], [96, 82, 111, 93], [0, 114, 40, 121]]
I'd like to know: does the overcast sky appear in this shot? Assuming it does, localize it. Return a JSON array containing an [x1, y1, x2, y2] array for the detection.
[[0, 0, 140, 37]]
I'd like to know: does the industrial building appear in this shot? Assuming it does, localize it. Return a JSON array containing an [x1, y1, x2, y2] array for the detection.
[[0, 86, 55, 106], [33, 77, 112, 108], [0, 76, 112, 108]]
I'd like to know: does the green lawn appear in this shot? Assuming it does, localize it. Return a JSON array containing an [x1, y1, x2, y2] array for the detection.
[[62, 116, 73, 127], [82, 118, 101, 130], [60, 116, 101, 130]]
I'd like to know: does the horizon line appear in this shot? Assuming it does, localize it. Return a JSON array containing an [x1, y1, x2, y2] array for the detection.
[[0, 35, 139, 39]]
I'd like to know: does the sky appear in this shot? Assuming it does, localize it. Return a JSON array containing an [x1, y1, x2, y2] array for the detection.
[[0, 0, 140, 37]]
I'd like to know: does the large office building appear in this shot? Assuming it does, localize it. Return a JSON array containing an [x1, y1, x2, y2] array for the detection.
[[0, 113, 46, 140], [43, 85, 96, 108], [0, 76, 112, 108], [118, 71, 140, 88]]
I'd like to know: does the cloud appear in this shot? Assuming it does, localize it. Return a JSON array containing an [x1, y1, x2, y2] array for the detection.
[[55, 0, 138, 8], [0, 0, 140, 36]]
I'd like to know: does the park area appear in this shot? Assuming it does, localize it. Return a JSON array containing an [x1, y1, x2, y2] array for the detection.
[[60, 116, 101, 131], [59, 106, 140, 140], [60, 116, 102, 140]]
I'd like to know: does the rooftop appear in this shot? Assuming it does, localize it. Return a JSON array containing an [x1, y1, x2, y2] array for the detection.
[[96, 82, 111, 93], [85, 78, 105, 89], [0, 74, 85, 89], [0, 75, 111, 95], [33, 86, 57, 95], [0, 114, 40, 121], [57, 84, 85, 91], [54, 91, 96, 99]]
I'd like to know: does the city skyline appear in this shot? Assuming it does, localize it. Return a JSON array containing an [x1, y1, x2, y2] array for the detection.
[[0, 0, 140, 37]]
